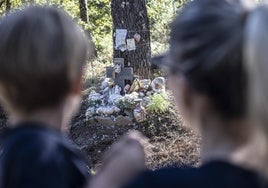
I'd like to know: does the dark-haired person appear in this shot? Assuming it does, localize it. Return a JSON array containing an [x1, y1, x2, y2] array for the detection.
[[89, 0, 268, 188], [0, 6, 94, 188]]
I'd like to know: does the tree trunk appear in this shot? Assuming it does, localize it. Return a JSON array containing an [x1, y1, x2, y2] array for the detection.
[[111, 0, 151, 79], [79, 0, 88, 23], [78, 0, 97, 58], [5, 0, 11, 13]]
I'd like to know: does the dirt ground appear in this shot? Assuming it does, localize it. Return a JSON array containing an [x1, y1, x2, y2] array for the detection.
[[0, 93, 200, 171], [70, 94, 201, 171]]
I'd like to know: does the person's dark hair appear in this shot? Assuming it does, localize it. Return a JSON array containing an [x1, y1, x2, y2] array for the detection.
[[169, 0, 248, 119], [0, 6, 93, 113]]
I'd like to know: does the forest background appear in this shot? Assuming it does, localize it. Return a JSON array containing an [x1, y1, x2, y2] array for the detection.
[[0, 0, 188, 66], [0, 0, 265, 72]]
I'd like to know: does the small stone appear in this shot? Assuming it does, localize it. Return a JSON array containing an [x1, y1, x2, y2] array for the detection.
[[96, 106, 120, 116], [86, 118, 96, 125], [152, 147, 160, 152], [139, 92, 145, 97], [113, 106, 121, 113], [95, 116, 115, 126], [134, 106, 146, 122], [146, 91, 152, 96], [115, 115, 133, 126], [85, 107, 95, 118]]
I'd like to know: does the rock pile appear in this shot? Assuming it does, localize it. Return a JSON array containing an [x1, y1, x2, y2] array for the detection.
[[85, 77, 166, 126]]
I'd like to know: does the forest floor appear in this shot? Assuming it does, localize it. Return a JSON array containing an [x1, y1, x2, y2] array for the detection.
[[70, 68, 201, 171]]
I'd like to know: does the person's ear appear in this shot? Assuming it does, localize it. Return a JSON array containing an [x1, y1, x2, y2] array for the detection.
[[70, 73, 83, 95], [177, 75, 192, 110], [178, 76, 210, 119], [168, 74, 194, 120]]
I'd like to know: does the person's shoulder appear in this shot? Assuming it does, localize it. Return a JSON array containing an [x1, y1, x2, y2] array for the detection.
[[124, 165, 204, 188], [124, 161, 265, 188], [1, 123, 66, 156], [200, 161, 266, 188], [0, 122, 89, 188]]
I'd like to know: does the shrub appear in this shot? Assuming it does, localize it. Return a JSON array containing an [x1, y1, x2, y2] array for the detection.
[[146, 93, 170, 114]]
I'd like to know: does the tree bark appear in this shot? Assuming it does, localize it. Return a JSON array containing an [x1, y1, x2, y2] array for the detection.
[[78, 0, 97, 58], [111, 0, 151, 79], [79, 0, 88, 23]]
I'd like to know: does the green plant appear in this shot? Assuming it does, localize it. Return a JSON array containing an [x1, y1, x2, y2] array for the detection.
[[146, 93, 170, 114]]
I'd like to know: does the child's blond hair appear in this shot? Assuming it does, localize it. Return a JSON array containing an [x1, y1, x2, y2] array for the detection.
[[0, 6, 93, 114]]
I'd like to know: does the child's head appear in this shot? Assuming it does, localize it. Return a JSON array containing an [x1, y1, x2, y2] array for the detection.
[[165, 0, 250, 121], [0, 6, 92, 115]]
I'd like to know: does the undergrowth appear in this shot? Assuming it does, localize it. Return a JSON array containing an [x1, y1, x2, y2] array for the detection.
[[146, 93, 170, 114]]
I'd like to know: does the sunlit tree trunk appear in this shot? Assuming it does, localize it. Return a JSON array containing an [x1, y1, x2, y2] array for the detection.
[[79, 0, 88, 23], [78, 0, 97, 58], [111, 0, 151, 79]]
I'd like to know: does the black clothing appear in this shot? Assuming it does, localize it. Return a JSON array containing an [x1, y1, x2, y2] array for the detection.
[[124, 161, 267, 188], [0, 122, 89, 188]]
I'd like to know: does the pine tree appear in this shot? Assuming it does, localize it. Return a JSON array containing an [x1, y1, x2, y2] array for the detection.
[[111, 0, 151, 79]]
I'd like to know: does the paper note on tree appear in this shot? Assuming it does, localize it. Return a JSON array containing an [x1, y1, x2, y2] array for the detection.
[[127, 38, 136, 51], [115, 29, 127, 52]]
